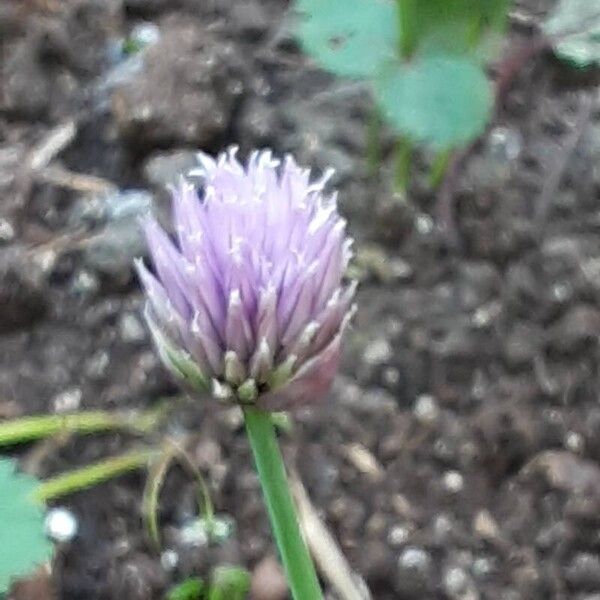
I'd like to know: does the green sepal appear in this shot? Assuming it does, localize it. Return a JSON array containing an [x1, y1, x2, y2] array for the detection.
[[145, 309, 209, 393], [237, 379, 258, 404], [266, 356, 297, 391]]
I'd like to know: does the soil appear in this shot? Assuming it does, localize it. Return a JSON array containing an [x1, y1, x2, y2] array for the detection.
[[2, 0, 600, 599]]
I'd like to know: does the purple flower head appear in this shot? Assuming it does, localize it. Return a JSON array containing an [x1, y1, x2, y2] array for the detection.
[[136, 147, 356, 410]]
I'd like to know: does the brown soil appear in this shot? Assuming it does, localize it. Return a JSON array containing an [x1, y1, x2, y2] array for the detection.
[[2, 0, 600, 598]]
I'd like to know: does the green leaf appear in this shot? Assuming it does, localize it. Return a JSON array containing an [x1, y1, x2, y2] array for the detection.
[[375, 55, 492, 148], [0, 459, 53, 593], [208, 566, 251, 600], [166, 577, 206, 600], [543, 0, 600, 68], [295, 0, 398, 79], [402, 0, 508, 57]]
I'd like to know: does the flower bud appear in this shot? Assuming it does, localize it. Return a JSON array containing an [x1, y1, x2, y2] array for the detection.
[[137, 148, 356, 410]]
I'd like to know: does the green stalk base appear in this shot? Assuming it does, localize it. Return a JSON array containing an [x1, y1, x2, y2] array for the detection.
[[243, 407, 322, 600]]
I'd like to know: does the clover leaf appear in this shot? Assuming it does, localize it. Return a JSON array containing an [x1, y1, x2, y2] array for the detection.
[[0, 458, 53, 594]]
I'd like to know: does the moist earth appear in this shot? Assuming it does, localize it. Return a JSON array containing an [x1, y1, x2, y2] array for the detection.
[[1, 0, 600, 598]]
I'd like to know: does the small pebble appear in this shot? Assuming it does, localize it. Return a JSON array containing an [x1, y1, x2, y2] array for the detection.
[[250, 556, 288, 600], [444, 566, 478, 600], [473, 510, 500, 541], [415, 213, 434, 235], [160, 549, 179, 571], [388, 524, 410, 546], [442, 470, 464, 494], [118, 313, 146, 343], [564, 431, 584, 453], [52, 388, 82, 413], [382, 366, 400, 387], [45, 508, 78, 542], [129, 22, 161, 50], [444, 567, 468, 594], [70, 270, 100, 298], [363, 339, 392, 365], [399, 546, 431, 572], [488, 126, 522, 163], [85, 350, 110, 379], [0, 217, 15, 243], [414, 394, 440, 424], [472, 557, 494, 579], [433, 514, 454, 543]]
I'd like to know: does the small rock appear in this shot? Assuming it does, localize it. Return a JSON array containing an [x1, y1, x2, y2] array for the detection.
[[432, 514, 455, 545], [342, 443, 384, 481], [415, 213, 434, 235], [535, 521, 569, 551], [413, 394, 440, 425], [118, 313, 146, 343], [488, 126, 522, 162], [442, 471, 464, 494], [159, 549, 179, 571], [473, 510, 500, 541], [472, 557, 495, 579], [521, 450, 600, 497], [564, 431, 584, 454], [250, 556, 288, 600], [81, 218, 145, 281], [177, 519, 208, 548], [68, 189, 153, 228], [443, 566, 479, 600], [70, 270, 100, 298], [396, 546, 434, 596], [388, 524, 411, 546], [111, 18, 244, 150], [52, 388, 82, 413], [85, 350, 110, 379], [0, 217, 15, 243], [363, 339, 392, 366], [45, 508, 78, 543], [143, 150, 197, 188], [128, 22, 161, 51]]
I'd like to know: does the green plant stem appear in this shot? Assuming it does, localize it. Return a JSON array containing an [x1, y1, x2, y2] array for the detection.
[[34, 448, 158, 503], [397, 0, 418, 58], [429, 148, 453, 189], [394, 136, 412, 194], [0, 408, 165, 447], [243, 407, 322, 600]]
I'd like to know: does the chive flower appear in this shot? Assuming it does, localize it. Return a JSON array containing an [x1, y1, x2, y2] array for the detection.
[[136, 147, 355, 410]]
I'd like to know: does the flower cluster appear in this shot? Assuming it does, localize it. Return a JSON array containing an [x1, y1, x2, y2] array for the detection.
[[136, 148, 355, 410]]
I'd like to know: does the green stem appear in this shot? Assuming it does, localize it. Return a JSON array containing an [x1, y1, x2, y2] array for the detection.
[[34, 448, 158, 503], [243, 407, 322, 600], [429, 148, 453, 189], [0, 408, 165, 447], [397, 0, 418, 58], [394, 136, 412, 194]]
